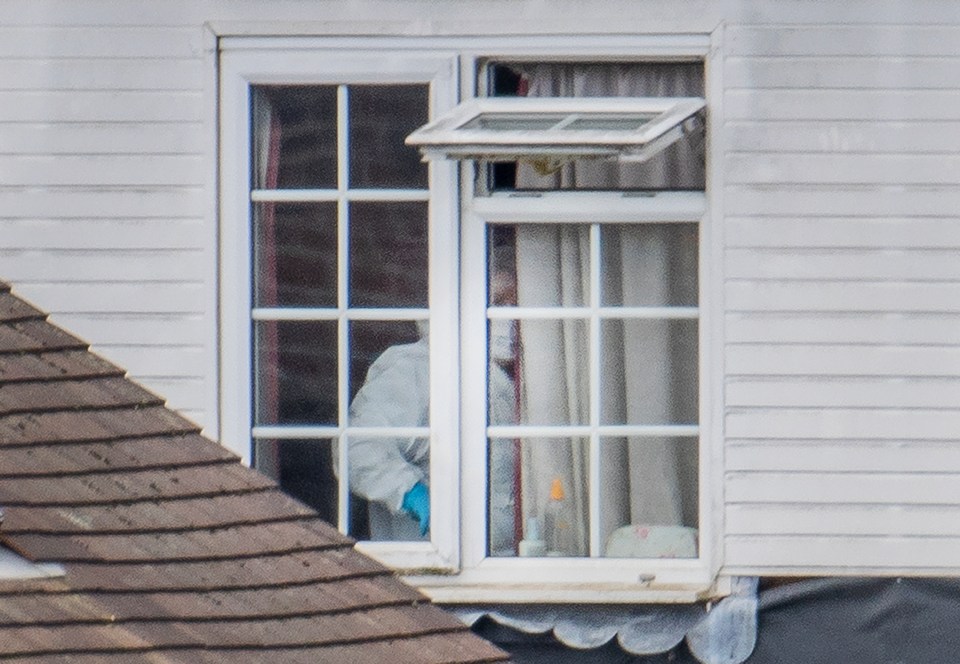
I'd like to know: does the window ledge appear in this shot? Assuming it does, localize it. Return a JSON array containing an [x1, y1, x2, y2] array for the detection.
[[405, 571, 729, 605]]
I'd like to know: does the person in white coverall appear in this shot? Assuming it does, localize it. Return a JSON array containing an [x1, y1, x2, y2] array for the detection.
[[347, 266, 518, 553]]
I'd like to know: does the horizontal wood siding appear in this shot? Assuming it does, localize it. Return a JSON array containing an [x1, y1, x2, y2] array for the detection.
[[0, 15, 213, 432], [5, 0, 960, 579], [723, 14, 960, 574]]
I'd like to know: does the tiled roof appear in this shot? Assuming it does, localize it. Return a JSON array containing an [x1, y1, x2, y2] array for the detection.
[[0, 282, 508, 663]]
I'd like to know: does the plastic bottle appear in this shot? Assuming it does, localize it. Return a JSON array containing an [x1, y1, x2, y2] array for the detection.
[[518, 515, 546, 557], [543, 477, 572, 555]]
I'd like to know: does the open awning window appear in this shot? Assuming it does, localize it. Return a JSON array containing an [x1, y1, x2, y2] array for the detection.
[[406, 96, 705, 163]]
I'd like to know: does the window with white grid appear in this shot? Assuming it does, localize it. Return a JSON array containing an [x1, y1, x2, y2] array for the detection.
[[220, 49, 459, 571], [221, 39, 719, 599]]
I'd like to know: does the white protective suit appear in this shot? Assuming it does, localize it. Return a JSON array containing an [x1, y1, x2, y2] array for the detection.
[[347, 324, 517, 551]]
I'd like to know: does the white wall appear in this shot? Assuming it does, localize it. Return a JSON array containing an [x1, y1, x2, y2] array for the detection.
[[719, 6, 960, 574], [3, 0, 959, 575]]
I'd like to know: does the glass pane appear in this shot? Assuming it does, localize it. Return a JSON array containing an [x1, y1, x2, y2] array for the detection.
[[344, 430, 429, 542], [463, 114, 568, 131], [488, 319, 519, 427], [254, 320, 337, 426], [600, 319, 698, 425], [349, 202, 428, 308], [487, 62, 705, 192], [493, 437, 589, 557], [349, 85, 428, 189], [253, 438, 341, 530], [253, 202, 337, 308], [348, 319, 425, 414], [488, 226, 517, 307], [509, 319, 589, 426], [564, 114, 656, 131], [600, 223, 698, 307], [506, 224, 590, 308], [599, 436, 698, 558], [347, 319, 429, 542], [252, 86, 337, 190]]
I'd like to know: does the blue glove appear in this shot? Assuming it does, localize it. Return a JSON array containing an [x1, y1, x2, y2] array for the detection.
[[401, 481, 430, 536]]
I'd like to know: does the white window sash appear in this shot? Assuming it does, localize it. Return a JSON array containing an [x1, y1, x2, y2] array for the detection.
[[460, 190, 708, 581], [219, 46, 460, 572], [408, 96, 705, 162]]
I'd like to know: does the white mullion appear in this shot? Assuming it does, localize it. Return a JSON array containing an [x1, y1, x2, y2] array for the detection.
[[253, 425, 340, 439], [253, 425, 434, 439], [588, 223, 602, 558], [487, 424, 699, 438], [486, 306, 698, 320], [261, 306, 694, 322], [336, 83, 351, 535], [600, 424, 700, 438], [253, 307, 430, 322], [345, 426, 432, 437], [253, 308, 338, 321], [251, 189, 430, 203]]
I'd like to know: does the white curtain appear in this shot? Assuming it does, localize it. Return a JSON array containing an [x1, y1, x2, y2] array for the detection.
[[513, 63, 702, 556]]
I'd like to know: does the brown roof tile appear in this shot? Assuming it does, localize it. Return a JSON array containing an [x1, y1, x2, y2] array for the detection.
[[0, 282, 508, 662]]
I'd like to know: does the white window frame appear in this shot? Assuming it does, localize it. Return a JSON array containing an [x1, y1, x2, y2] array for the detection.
[[407, 191, 714, 603], [406, 96, 705, 162], [219, 33, 726, 603], [410, 46, 722, 604], [218, 46, 461, 572]]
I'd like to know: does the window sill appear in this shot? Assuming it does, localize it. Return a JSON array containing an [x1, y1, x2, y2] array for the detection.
[[405, 565, 729, 605]]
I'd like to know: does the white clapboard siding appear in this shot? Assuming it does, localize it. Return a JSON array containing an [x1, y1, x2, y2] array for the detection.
[[726, 89, 960, 122], [0, 4, 214, 432], [726, 281, 960, 313], [12, 283, 206, 315], [2, 219, 206, 250], [0, 124, 204, 155], [726, 345, 960, 377], [726, 248, 960, 281], [0, 189, 203, 219], [52, 313, 205, 346], [726, 186, 960, 218], [2, 156, 204, 187], [728, 218, 960, 249], [0, 250, 205, 282], [728, 470, 960, 504], [726, 153, 960, 186], [726, 377, 960, 409], [721, 16, 960, 575], [727, 440, 960, 473], [727, 25, 960, 57], [728, 504, 960, 538], [0, 27, 202, 58], [726, 57, 960, 90], [727, 409, 960, 441], [728, 1, 960, 26], [725, 121, 960, 155], [0, 60, 203, 91], [726, 536, 960, 574], [0, 91, 201, 122], [727, 312, 960, 345], [98, 345, 208, 378]]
